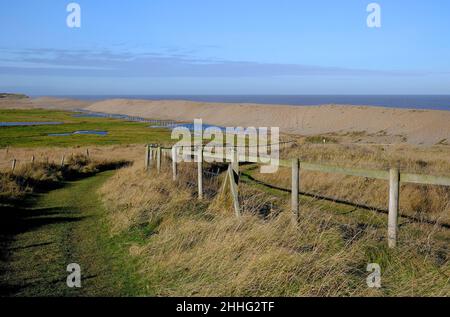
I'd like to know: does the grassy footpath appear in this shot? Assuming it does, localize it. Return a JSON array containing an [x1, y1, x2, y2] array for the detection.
[[0, 171, 146, 296]]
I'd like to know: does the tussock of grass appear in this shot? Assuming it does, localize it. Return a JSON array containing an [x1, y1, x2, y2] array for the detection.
[[0, 173, 26, 202], [101, 165, 449, 297]]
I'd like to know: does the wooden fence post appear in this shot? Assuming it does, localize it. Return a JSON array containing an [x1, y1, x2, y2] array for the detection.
[[157, 146, 161, 173], [149, 146, 154, 170], [11, 159, 16, 173], [291, 158, 300, 222], [388, 168, 400, 248], [31, 155, 35, 165], [145, 145, 150, 171], [231, 147, 239, 174], [229, 148, 241, 217], [86, 149, 90, 158], [60, 155, 65, 168], [172, 146, 178, 181], [197, 146, 203, 200]]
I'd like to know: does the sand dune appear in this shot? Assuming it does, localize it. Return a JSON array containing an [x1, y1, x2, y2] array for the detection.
[[86, 99, 450, 145]]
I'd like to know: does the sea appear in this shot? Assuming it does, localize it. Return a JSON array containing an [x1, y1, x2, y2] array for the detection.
[[55, 95, 450, 111]]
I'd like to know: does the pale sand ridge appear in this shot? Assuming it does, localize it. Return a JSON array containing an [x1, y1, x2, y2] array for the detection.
[[86, 99, 450, 145]]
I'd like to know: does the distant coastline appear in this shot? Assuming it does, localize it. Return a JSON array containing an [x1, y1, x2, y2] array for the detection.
[[2, 94, 449, 145], [41, 95, 450, 111]]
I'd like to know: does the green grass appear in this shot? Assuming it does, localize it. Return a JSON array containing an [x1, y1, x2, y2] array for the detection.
[[0, 109, 172, 148], [0, 171, 148, 296]]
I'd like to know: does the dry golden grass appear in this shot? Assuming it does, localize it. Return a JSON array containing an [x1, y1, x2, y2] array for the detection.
[[259, 142, 450, 224], [281, 139, 450, 175], [0, 144, 145, 172], [100, 161, 449, 297], [0, 173, 26, 202], [0, 153, 129, 203]]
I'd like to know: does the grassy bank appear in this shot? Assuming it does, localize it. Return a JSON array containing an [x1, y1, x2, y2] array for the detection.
[[0, 154, 129, 204], [100, 164, 450, 296]]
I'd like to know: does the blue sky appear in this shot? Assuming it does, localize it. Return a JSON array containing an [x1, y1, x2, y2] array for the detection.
[[1, 0, 450, 95]]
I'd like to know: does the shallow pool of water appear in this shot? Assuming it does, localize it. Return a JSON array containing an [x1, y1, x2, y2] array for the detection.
[[48, 130, 108, 136], [151, 123, 225, 131], [0, 122, 63, 127]]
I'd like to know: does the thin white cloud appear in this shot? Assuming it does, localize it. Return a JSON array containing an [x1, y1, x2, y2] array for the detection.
[[0, 47, 428, 78]]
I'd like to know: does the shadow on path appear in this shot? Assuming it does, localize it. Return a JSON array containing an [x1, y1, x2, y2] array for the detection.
[[0, 166, 137, 297]]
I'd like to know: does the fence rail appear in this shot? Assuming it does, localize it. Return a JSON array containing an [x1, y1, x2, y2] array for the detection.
[[163, 147, 450, 186]]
